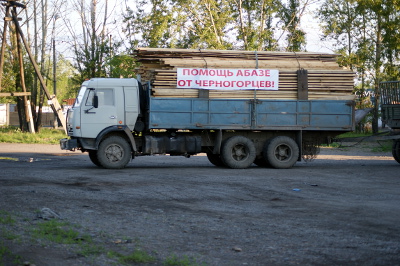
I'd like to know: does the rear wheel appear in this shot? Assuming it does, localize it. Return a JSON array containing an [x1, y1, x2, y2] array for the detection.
[[97, 136, 132, 169], [263, 136, 299, 169], [206, 152, 224, 167], [220, 136, 256, 169], [392, 140, 400, 164], [88, 150, 101, 167]]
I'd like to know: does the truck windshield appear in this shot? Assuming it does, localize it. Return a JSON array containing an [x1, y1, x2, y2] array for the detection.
[[73, 86, 87, 107]]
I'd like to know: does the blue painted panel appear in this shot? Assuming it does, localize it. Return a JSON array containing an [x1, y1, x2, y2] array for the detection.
[[148, 97, 354, 130], [310, 114, 352, 127], [310, 101, 351, 114], [298, 114, 310, 125], [150, 98, 192, 112], [211, 113, 251, 126], [209, 100, 250, 113], [257, 114, 297, 126], [298, 102, 311, 112], [257, 101, 297, 113], [193, 100, 209, 112], [193, 113, 209, 123], [150, 112, 191, 125]]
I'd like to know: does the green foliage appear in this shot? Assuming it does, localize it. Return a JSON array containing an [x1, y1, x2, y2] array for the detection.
[[123, 0, 173, 48], [108, 248, 156, 264], [336, 132, 373, 138], [0, 212, 21, 265], [0, 126, 66, 144], [164, 254, 205, 266], [173, 0, 233, 49], [78, 243, 105, 257], [0, 211, 15, 226], [371, 140, 392, 152], [32, 220, 89, 245], [108, 54, 137, 78], [0, 243, 22, 266], [0, 229, 18, 241], [229, 0, 280, 50], [0, 208, 212, 265], [124, 0, 234, 49], [317, 0, 400, 133], [123, 0, 291, 51], [279, 0, 307, 51], [71, 37, 109, 85]]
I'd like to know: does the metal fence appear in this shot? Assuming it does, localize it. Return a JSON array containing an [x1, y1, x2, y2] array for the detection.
[[380, 81, 400, 105]]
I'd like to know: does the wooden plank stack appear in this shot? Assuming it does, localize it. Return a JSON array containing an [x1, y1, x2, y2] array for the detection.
[[133, 48, 355, 100]]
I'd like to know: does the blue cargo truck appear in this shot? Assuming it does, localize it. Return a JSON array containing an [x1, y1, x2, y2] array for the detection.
[[60, 78, 355, 169]]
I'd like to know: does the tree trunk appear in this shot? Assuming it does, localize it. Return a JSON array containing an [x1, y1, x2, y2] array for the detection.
[[372, 14, 382, 134]]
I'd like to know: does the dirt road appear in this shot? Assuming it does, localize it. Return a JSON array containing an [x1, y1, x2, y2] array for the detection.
[[0, 142, 399, 265]]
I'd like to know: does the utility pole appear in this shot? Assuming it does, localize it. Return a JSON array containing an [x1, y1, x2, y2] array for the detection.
[[52, 14, 58, 128], [0, 0, 66, 133]]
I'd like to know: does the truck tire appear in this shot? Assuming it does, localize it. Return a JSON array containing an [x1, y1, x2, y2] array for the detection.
[[392, 140, 400, 164], [263, 136, 299, 169], [88, 150, 101, 167], [206, 152, 224, 167], [97, 136, 132, 169], [220, 136, 256, 169]]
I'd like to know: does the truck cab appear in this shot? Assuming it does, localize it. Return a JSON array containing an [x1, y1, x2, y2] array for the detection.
[[62, 78, 140, 152]]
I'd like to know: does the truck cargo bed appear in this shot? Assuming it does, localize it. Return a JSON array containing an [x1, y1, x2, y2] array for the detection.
[[148, 97, 354, 131]]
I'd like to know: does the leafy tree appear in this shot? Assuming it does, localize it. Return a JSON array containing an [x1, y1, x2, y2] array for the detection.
[[107, 53, 137, 78], [124, 0, 232, 49], [172, 0, 232, 49], [318, 0, 400, 133], [229, 0, 279, 51], [278, 0, 307, 51], [123, 0, 174, 48], [64, 0, 118, 85]]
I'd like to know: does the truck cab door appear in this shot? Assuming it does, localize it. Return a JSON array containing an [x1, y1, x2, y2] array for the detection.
[[80, 87, 124, 138]]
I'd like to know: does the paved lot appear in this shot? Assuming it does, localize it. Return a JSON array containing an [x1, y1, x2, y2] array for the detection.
[[0, 143, 399, 265]]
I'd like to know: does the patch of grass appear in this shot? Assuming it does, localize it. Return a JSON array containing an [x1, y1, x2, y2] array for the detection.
[[108, 248, 156, 264], [0, 242, 22, 266], [0, 126, 66, 144], [0, 157, 18, 161], [164, 254, 205, 266], [371, 141, 392, 152], [1, 229, 19, 241], [0, 209, 207, 265], [0, 211, 15, 225], [78, 243, 105, 257], [32, 220, 90, 245], [321, 142, 341, 148], [336, 132, 373, 138]]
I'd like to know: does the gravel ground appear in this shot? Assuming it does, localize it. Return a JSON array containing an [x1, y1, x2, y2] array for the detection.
[[0, 142, 399, 266]]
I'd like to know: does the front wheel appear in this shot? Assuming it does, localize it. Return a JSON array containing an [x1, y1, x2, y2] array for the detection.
[[88, 150, 101, 167], [220, 136, 256, 169], [97, 136, 132, 169], [392, 140, 400, 164], [263, 136, 299, 169]]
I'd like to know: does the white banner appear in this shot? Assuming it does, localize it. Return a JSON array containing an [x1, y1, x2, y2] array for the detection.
[[177, 68, 279, 90]]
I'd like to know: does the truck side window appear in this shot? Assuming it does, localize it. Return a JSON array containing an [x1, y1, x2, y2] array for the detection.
[[97, 89, 114, 106], [85, 90, 95, 106], [85, 89, 114, 107]]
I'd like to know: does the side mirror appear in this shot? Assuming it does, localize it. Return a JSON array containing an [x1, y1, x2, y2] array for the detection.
[[93, 95, 99, 108]]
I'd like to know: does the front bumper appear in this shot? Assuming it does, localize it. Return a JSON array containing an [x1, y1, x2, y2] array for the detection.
[[60, 138, 78, 151]]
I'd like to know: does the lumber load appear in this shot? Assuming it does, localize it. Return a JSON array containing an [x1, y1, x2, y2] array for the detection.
[[133, 48, 355, 100]]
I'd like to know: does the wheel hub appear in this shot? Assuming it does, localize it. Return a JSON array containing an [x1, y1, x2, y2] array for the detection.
[[105, 144, 123, 162]]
